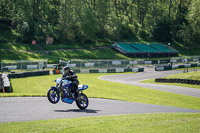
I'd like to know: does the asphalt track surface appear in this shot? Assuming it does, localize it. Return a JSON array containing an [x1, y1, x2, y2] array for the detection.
[[0, 67, 200, 123]]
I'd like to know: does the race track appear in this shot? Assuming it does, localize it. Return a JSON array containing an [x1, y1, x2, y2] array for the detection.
[[0, 97, 200, 123], [0, 67, 200, 123], [99, 67, 200, 98]]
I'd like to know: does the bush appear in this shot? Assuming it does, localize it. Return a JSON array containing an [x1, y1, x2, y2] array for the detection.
[[139, 29, 149, 38]]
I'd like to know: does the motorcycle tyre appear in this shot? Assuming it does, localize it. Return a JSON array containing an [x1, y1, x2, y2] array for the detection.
[[76, 93, 89, 110], [47, 88, 60, 104]]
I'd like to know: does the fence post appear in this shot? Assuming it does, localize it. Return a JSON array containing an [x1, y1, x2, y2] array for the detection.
[[1, 62, 2, 71], [21, 60, 22, 70], [3, 87, 5, 93], [98, 59, 100, 69]]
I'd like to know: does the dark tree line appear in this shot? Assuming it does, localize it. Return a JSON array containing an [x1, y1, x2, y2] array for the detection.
[[0, 0, 199, 48]]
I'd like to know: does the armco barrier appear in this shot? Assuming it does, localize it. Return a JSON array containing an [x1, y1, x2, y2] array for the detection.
[[124, 68, 133, 72], [191, 63, 197, 67], [155, 78, 200, 85], [53, 68, 144, 74], [138, 68, 144, 72], [107, 69, 116, 73], [8, 70, 50, 79], [155, 63, 200, 71], [89, 69, 99, 73]]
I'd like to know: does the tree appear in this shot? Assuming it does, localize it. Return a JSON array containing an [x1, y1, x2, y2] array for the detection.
[[152, 17, 172, 42], [185, 0, 200, 47]]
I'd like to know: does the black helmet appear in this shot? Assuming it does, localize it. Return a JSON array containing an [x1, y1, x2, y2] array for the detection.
[[63, 66, 70, 71]]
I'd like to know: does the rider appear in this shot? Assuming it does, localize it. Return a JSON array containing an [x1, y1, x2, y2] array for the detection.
[[62, 66, 79, 97]]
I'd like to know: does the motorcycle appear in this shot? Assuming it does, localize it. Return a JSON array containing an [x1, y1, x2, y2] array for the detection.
[[47, 77, 89, 109]]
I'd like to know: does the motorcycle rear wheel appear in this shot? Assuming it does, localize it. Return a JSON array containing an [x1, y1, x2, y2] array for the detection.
[[47, 88, 60, 104], [76, 93, 89, 109]]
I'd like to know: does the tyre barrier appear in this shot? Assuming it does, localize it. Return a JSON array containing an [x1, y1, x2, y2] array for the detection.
[[155, 78, 200, 85], [155, 65, 172, 71], [8, 70, 50, 79], [124, 68, 133, 72], [0, 74, 3, 92], [89, 69, 99, 73], [107, 69, 116, 73]]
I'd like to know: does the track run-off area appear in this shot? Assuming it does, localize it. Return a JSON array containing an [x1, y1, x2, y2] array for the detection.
[[0, 67, 200, 123]]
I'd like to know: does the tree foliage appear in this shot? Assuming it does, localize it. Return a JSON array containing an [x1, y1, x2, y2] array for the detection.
[[0, 0, 199, 47]]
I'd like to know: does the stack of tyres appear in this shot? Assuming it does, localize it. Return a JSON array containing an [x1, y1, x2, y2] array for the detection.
[[191, 63, 197, 67], [53, 69, 56, 74], [89, 69, 99, 73], [0, 74, 3, 92], [45, 70, 50, 75], [178, 65, 185, 68], [23, 72, 31, 77], [56, 69, 60, 74], [60, 69, 63, 74], [74, 69, 81, 73], [124, 68, 132, 72], [138, 68, 144, 72], [107, 69, 116, 73], [17, 73, 24, 78], [32, 71, 38, 76]]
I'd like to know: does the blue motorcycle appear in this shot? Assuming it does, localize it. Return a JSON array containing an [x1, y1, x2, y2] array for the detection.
[[47, 77, 89, 109]]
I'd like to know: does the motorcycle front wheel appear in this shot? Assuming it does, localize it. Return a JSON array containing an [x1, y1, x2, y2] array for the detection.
[[76, 93, 89, 109], [47, 88, 60, 104]]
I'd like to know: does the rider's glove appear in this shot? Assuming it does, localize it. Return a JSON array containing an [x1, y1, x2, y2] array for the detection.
[[66, 76, 70, 80], [62, 77, 67, 80]]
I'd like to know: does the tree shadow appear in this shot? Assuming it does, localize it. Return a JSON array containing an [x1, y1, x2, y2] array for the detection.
[[54, 109, 101, 114]]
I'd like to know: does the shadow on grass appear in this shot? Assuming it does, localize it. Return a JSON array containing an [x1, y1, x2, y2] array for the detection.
[[54, 109, 101, 113]]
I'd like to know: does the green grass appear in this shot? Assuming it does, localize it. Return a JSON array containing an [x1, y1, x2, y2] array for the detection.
[[0, 113, 200, 133], [0, 47, 130, 63], [141, 71, 200, 89], [164, 71, 200, 80], [1, 40, 200, 64], [172, 41, 200, 56], [0, 42, 130, 63], [141, 79, 200, 89], [1, 73, 200, 110]]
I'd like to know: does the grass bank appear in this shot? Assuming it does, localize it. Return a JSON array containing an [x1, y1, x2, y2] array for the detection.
[[0, 48, 130, 63], [1, 73, 200, 110], [0, 113, 200, 133]]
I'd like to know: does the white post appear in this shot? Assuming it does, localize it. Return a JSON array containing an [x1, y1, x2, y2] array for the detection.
[[168, 43, 170, 57], [21, 60, 22, 71], [1, 62, 2, 71]]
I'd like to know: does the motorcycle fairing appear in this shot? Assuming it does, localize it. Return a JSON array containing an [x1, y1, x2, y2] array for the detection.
[[78, 84, 88, 91], [62, 97, 74, 104]]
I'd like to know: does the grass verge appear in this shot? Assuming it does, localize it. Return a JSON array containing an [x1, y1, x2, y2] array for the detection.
[[0, 113, 200, 133], [163, 71, 200, 80], [141, 71, 200, 89], [141, 79, 200, 89]]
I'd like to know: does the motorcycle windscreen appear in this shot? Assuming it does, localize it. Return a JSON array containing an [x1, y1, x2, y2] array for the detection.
[[56, 77, 62, 83]]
